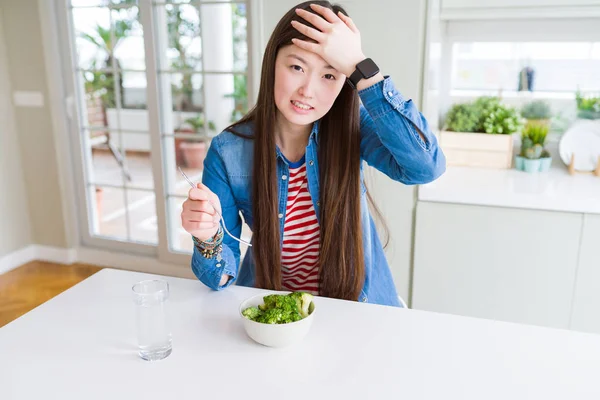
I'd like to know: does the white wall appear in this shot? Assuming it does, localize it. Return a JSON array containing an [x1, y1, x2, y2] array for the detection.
[[259, 0, 429, 301], [0, 8, 32, 259]]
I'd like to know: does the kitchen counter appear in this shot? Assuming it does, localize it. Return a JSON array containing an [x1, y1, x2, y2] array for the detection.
[[419, 165, 600, 214]]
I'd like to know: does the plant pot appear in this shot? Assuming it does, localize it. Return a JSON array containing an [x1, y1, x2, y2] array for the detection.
[[180, 141, 207, 169], [174, 128, 194, 166], [523, 158, 542, 173], [439, 131, 514, 169], [539, 156, 552, 172], [515, 155, 525, 171]]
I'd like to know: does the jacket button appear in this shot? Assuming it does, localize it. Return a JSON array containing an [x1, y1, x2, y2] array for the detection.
[[282, 175, 287, 180], [278, 213, 283, 219], [317, 201, 320, 207], [309, 160, 314, 166], [362, 297, 367, 302], [387, 91, 393, 97]]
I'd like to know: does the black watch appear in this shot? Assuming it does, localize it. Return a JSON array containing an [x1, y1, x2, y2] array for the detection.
[[347, 58, 380, 89]]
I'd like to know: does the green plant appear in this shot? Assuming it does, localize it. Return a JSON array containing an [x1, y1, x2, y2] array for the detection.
[[184, 115, 216, 135], [520, 123, 549, 158], [444, 96, 521, 134], [523, 123, 548, 145], [481, 103, 522, 134], [575, 90, 600, 120], [444, 103, 479, 132], [521, 100, 552, 120]]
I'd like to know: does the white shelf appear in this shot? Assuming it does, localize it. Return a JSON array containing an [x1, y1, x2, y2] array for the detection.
[[418, 165, 600, 215]]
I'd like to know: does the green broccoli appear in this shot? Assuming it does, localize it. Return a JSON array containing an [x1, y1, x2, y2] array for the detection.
[[241, 306, 263, 321], [288, 292, 313, 318], [247, 292, 313, 324], [255, 308, 286, 324], [259, 294, 297, 312]]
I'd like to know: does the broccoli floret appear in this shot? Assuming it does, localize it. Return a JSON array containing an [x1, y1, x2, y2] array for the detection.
[[242, 306, 263, 321], [288, 292, 313, 318], [281, 310, 303, 323], [255, 308, 286, 324], [259, 294, 297, 313]]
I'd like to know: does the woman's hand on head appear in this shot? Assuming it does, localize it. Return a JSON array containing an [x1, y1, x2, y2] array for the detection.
[[181, 182, 222, 242], [291, 4, 365, 78]]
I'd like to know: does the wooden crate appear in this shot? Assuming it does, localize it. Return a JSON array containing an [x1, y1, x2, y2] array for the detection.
[[439, 131, 514, 169]]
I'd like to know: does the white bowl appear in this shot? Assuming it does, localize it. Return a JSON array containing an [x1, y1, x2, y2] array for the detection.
[[238, 292, 316, 348]]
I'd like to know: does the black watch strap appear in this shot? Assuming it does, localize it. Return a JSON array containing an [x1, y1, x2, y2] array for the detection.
[[347, 58, 380, 89]]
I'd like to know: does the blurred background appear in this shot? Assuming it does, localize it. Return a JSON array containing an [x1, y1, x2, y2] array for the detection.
[[0, 0, 599, 334]]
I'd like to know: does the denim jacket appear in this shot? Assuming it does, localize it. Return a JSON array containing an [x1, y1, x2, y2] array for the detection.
[[190, 76, 446, 307]]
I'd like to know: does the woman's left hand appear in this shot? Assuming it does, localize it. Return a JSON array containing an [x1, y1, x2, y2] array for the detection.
[[291, 4, 365, 78]]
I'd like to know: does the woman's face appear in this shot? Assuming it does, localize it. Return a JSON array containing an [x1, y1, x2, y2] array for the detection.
[[273, 44, 346, 130]]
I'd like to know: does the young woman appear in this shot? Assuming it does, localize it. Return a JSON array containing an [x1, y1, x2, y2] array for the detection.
[[181, 1, 445, 307]]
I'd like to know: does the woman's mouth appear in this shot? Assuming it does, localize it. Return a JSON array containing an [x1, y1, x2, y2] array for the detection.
[[291, 100, 314, 114]]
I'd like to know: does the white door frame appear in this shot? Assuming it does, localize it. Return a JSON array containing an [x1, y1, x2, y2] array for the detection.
[[38, 0, 261, 270]]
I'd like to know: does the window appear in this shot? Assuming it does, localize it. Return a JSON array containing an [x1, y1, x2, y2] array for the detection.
[[65, 0, 250, 258], [452, 41, 600, 94]]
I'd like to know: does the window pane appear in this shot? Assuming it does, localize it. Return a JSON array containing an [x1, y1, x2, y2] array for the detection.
[[168, 196, 194, 253], [452, 41, 600, 92], [123, 142, 154, 189], [73, 8, 111, 70], [163, 3, 202, 71], [90, 137, 125, 187], [127, 190, 158, 244], [199, 3, 245, 72], [93, 185, 127, 240], [112, 7, 146, 70], [204, 73, 240, 133], [82, 71, 111, 127], [163, 136, 205, 196], [122, 71, 147, 109]]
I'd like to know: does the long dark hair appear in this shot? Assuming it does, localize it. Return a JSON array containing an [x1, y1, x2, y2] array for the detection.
[[226, 1, 377, 301]]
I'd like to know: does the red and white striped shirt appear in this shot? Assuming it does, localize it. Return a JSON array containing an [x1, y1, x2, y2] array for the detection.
[[281, 160, 320, 295]]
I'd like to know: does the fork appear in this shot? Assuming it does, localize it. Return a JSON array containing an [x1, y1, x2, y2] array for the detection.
[[178, 166, 252, 247]]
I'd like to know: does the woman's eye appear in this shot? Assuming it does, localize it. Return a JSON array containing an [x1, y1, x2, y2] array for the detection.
[[324, 74, 336, 80], [291, 65, 304, 72]]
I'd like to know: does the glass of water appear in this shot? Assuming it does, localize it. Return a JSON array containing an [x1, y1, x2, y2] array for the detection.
[[132, 280, 172, 361]]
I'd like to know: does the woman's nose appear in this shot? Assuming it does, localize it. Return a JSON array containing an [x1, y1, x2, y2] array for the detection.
[[299, 79, 315, 99]]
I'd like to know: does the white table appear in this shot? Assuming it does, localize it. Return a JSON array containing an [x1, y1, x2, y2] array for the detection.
[[1, 268, 600, 399]]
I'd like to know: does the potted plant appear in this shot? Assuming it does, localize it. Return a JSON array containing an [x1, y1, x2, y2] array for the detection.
[[440, 96, 522, 169], [575, 90, 600, 120], [179, 115, 216, 169], [521, 100, 552, 127], [515, 123, 551, 173]]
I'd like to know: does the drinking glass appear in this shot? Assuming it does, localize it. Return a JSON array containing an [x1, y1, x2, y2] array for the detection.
[[132, 279, 172, 361]]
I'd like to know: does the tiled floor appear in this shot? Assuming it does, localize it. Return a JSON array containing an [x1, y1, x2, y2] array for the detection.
[[91, 150, 251, 253]]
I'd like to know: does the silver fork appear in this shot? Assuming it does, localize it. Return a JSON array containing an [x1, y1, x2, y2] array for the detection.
[[178, 166, 252, 247]]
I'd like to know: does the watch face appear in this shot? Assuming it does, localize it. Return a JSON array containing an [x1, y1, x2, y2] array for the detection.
[[357, 58, 379, 78]]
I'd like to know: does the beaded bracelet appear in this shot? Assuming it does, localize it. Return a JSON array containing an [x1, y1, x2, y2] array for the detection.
[[193, 226, 224, 259]]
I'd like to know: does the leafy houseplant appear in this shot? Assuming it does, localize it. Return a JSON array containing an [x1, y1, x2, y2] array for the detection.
[[575, 90, 600, 120], [445, 97, 521, 135], [521, 100, 552, 127], [441, 97, 522, 169], [515, 123, 551, 173]]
